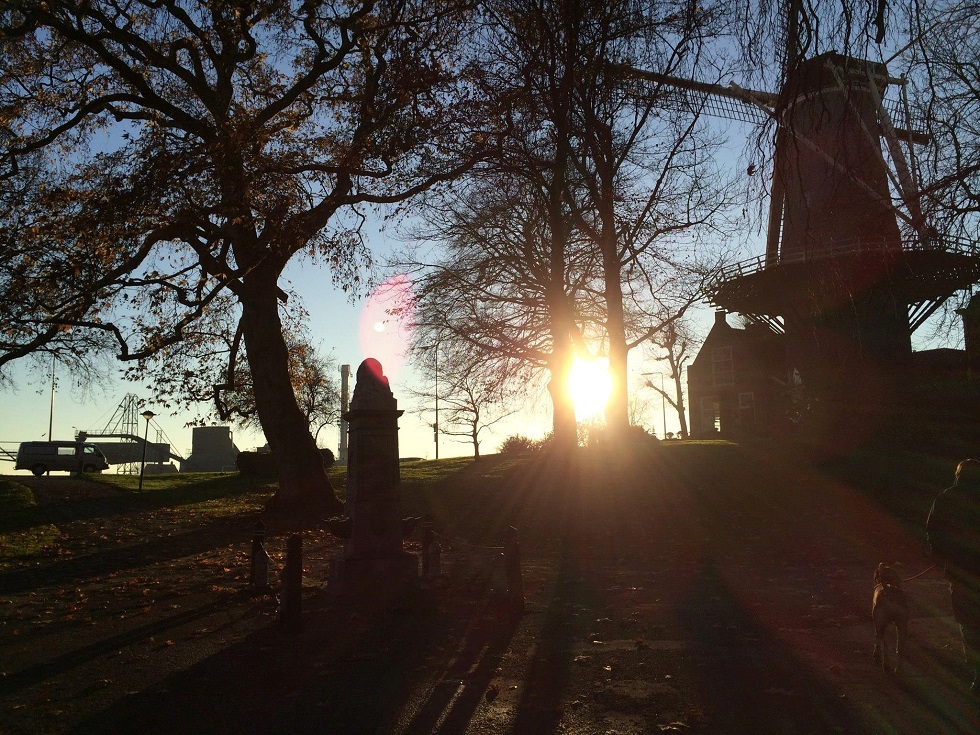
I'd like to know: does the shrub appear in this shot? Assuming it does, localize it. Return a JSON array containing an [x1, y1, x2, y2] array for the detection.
[[579, 423, 659, 450], [498, 434, 537, 455], [237, 447, 335, 476]]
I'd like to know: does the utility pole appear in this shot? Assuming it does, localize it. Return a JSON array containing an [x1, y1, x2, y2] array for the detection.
[[339, 364, 351, 464], [48, 354, 56, 440], [433, 348, 439, 460]]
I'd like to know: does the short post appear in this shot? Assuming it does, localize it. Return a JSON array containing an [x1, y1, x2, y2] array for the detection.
[[505, 526, 525, 614], [280, 534, 303, 631], [249, 521, 270, 593]]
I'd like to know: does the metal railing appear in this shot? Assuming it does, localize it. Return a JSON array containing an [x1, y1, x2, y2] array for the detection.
[[709, 234, 979, 288]]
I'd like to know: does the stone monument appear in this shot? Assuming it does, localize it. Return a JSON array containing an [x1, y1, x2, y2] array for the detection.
[[329, 358, 418, 593]]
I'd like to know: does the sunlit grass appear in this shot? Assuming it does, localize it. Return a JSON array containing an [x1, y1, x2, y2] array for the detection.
[[83, 471, 275, 518], [0, 479, 60, 568]]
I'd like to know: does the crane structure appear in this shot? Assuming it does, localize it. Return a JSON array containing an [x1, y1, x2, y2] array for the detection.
[[78, 394, 184, 473]]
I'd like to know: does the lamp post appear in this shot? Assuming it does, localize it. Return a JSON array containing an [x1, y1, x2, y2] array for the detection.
[[658, 373, 667, 439], [138, 410, 155, 492], [48, 354, 56, 440], [433, 347, 439, 460]]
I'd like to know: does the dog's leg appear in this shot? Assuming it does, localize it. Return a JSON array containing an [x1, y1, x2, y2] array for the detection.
[[874, 628, 884, 668]]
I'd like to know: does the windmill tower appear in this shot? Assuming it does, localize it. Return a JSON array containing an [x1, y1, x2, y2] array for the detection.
[[714, 55, 980, 410], [622, 16, 980, 438]]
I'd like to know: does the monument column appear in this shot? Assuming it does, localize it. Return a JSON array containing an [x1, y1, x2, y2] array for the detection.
[[331, 358, 418, 591]]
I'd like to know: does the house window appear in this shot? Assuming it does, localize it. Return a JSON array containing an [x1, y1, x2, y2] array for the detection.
[[701, 397, 720, 433], [738, 392, 755, 410], [711, 347, 734, 386]]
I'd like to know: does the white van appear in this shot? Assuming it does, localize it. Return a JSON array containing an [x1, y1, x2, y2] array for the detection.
[[15, 441, 111, 476]]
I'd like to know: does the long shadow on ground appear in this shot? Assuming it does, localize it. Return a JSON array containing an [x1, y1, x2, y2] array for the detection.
[[0, 512, 259, 594], [68, 585, 510, 735]]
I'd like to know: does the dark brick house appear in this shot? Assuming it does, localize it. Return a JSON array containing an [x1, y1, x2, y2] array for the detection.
[[687, 311, 788, 439]]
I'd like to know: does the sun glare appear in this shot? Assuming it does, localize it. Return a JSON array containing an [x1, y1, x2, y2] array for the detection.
[[568, 357, 612, 421]]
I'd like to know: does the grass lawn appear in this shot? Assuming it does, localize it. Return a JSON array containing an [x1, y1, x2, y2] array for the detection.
[[0, 479, 60, 568]]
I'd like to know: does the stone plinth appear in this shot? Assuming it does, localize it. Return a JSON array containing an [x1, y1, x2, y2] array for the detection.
[[330, 359, 417, 593]]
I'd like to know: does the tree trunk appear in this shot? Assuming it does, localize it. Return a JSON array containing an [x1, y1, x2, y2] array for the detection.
[[671, 364, 689, 439], [239, 269, 343, 516], [598, 175, 630, 434], [548, 350, 577, 451], [604, 270, 630, 433]]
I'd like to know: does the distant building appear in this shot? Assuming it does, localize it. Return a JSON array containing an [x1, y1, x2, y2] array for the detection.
[[180, 426, 240, 473]]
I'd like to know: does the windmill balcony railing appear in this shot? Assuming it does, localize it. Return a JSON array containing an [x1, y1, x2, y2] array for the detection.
[[707, 234, 979, 288]]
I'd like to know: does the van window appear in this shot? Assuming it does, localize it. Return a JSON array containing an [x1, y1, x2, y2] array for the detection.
[[57, 446, 76, 457], [83, 446, 97, 455]]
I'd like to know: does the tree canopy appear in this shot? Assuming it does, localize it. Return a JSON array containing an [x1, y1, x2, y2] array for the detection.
[[0, 0, 495, 507]]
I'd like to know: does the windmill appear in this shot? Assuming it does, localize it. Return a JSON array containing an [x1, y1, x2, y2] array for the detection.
[[617, 25, 980, 421]]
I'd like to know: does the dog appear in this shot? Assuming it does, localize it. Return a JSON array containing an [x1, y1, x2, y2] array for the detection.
[[872, 562, 909, 675]]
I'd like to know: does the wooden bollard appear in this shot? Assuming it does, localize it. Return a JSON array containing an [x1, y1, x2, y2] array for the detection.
[[279, 534, 303, 631], [504, 526, 524, 614]]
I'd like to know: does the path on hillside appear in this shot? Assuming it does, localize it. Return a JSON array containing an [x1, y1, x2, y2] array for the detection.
[[1, 448, 976, 734]]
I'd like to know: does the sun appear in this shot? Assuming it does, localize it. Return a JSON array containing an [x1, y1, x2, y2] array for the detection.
[[567, 357, 612, 421]]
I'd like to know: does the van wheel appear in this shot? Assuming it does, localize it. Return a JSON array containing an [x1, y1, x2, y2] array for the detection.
[[82, 464, 96, 473], [31, 464, 47, 477]]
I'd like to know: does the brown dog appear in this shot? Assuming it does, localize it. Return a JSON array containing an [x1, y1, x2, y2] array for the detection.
[[872, 562, 909, 674]]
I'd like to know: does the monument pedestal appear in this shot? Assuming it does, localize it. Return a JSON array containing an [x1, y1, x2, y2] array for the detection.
[[327, 358, 419, 598]]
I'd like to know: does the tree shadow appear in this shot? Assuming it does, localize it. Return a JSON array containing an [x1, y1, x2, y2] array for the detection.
[[398, 603, 521, 735], [0, 512, 257, 594], [0, 598, 231, 698], [67, 585, 505, 735], [506, 547, 586, 735]]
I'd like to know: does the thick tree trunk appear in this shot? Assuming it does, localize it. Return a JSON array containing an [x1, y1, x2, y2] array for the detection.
[[604, 270, 630, 433], [548, 350, 577, 451], [239, 270, 343, 516], [598, 179, 630, 434]]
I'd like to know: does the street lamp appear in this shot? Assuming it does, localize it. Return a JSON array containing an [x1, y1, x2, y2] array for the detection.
[[434, 346, 439, 460], [138, 410, 155, 492], [658, 373, 667, 439]]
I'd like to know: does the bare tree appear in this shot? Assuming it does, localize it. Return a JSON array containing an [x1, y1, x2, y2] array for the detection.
[[645, 317, 700, 438], [405, 0, 738, 448], [410, 340, 521, 459], [405, 170, 599, 451], [558, 0, 743, 434]]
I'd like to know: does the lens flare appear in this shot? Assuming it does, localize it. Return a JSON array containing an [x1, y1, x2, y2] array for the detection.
[[358, 275, 414, 380]]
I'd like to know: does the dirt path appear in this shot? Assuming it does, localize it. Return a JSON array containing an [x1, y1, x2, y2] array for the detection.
[[1, 453, 976, 734]]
